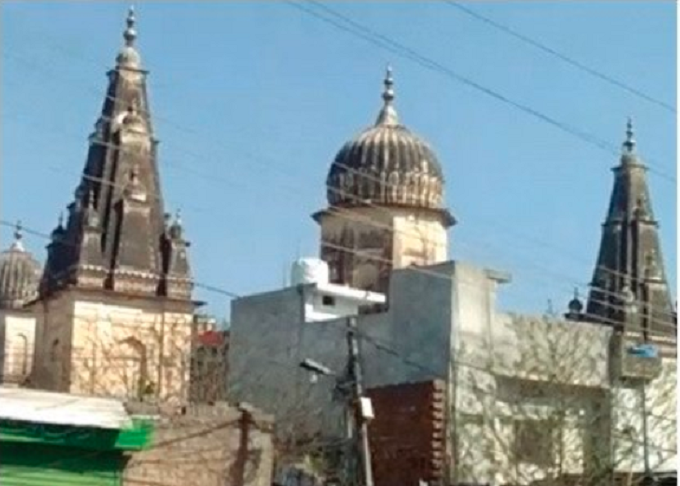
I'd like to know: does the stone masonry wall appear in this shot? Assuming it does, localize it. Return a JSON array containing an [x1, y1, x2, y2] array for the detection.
[[124, 402, 275, 486]]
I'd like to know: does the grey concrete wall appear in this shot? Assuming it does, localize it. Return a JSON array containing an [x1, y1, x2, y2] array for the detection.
[[227, 261, 476, 442], [228, 287, 309, 434]]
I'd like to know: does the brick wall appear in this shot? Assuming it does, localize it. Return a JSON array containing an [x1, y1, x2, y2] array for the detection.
[[367, 379, 447, 486], [123, 402, 275, 486]]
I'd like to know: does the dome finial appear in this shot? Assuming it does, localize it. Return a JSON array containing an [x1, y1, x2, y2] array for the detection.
[[10, 221, 25, 251], [124, 6, 137, 47], [382, 64, 395, 104], [566, 287, 584, 318], [14, 221, 23, 242], [375, 64, 399, 126], [623, 116, 636, 152], [116, 6, 141, 68]]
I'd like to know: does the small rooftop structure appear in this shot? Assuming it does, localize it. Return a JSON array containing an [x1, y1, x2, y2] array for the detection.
[[302, 280, 385, 322], [287, 257, 386, 323]]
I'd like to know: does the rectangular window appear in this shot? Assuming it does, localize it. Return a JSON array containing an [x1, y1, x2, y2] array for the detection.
[[322, 296, 336, 307]]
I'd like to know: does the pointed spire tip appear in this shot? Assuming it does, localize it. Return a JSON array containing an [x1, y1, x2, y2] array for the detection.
[[10, 220, 25, 251], [376, 64, 399, 126], [14, 220, 22, 239], [623, 116, 636, 152], [124, 6, 137, 46]]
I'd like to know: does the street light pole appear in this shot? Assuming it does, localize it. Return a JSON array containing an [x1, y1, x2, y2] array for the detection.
[[640, 286, 654, 486], [346, 316, 374, 486], [640, 379, 652, 486], [299, 316, 374, 486]]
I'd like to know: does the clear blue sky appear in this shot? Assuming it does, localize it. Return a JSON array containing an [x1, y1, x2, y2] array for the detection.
[[2, 2, 676, 319]]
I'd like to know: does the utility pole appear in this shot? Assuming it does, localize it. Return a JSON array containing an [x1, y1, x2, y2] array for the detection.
[[345, 316, 374, 486], [299, 316, 375, 486], [640, 287, 654, 486]]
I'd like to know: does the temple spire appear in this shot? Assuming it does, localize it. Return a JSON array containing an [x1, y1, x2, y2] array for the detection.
[[375, 64, 399, 126], [586, 119, 674, 334], [40, 8, 192, 301]]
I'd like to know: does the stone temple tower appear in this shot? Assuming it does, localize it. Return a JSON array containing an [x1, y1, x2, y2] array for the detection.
[[313, 67, 455, 294], [585, 119, 676, 337], [31, 9, 197, 403]]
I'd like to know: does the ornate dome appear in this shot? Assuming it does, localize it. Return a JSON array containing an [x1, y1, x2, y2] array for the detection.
[[326, 67, 453, 225], [0, 223, 41, 310]]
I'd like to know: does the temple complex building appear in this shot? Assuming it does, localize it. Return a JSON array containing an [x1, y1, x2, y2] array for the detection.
[[314, 67, 455, 294], [29, 8, 197, 403]]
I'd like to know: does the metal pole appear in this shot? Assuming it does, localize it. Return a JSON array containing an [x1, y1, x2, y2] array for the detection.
[[640, 287, 654, 486], [346, 316, 374, 486], [641, 380, 652, 485]]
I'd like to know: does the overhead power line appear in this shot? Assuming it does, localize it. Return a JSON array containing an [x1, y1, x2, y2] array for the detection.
[[286, 1, 676, 182], [2, 25, 676, 325], [443, 0, 676, 115]]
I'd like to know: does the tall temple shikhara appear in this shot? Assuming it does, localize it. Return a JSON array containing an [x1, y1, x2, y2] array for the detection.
[[30, 8, 197, 402], [40, 7, 192, 299], [314, 67, 455, 294], [584, 119, 676, 335]]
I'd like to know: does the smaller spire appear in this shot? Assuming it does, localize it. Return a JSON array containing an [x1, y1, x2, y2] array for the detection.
[[10, 221, 25, 251], [567, 287, 584, 316], [545, 299, 556, 318], [51, 213, 65, 242], [169, 209, 184, 240], [623, 116, 636, 153], [375, 64, 399, 126], [84, 188, 100, 228]]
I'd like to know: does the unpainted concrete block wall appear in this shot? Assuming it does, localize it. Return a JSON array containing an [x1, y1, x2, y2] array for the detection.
[[123, 402, 275, 486]]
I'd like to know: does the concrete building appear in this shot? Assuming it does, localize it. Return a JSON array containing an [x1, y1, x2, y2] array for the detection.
[[29, 8, 199, 403], [0, 223, 41, 386]]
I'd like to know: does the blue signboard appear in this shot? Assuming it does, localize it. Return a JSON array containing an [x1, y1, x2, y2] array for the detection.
[[626, 343, 659, 359]]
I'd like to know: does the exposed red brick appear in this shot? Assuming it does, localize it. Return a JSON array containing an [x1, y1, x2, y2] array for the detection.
[[367, 380, 448, 486]]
